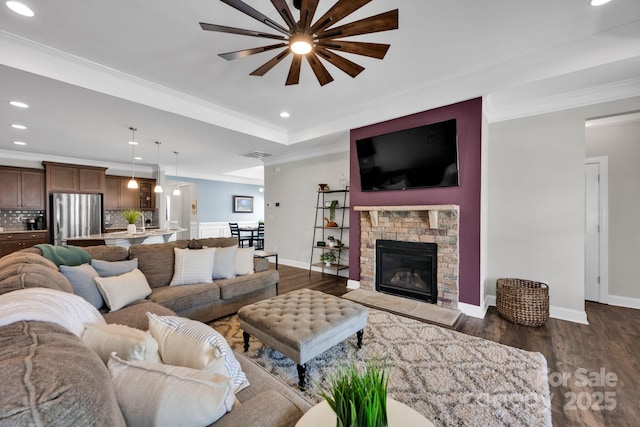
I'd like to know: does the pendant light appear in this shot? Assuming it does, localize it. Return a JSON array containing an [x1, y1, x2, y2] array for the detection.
[[172, 151, 181, 196], [127, 127, 139, 189], [154, 141, 163, 193]]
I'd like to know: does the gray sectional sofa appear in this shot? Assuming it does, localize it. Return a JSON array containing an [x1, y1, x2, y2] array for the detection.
[[0, 238, 312, 426]]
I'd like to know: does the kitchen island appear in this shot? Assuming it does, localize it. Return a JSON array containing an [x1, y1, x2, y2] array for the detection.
[[64, 228, 187, 249]]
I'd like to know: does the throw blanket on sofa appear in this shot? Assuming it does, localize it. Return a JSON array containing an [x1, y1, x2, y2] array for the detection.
[[0, 287, 105, 336], [35, 244, 91, 267]]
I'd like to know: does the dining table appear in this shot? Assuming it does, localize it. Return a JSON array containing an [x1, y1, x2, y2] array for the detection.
[[238, 225, 258, 247]]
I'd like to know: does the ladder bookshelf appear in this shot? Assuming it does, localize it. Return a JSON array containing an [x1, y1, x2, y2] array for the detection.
[[309, 188, 349, 276]]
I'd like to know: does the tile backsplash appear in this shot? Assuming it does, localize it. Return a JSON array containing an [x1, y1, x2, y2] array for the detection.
[[0, 210, 46, 231], [105, 210, 156, 229]]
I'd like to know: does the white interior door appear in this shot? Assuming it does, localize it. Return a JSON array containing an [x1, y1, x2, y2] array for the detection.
[[584, 162, 601, 302]]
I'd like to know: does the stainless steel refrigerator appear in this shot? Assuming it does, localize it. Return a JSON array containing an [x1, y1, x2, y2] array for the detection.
[[51, 193, 102, 246]]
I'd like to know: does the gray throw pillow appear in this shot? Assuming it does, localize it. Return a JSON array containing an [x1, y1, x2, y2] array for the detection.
[[212, 246, 237, 280], [59, 263, 104, 309], [92, 259, 139, 278]]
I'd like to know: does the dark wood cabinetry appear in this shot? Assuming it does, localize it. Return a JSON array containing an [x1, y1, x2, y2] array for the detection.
[[104, 176, 156, 210], [0, 231, 49, 257], [0, 167, 45, 209], [43, 162, 106, 193]]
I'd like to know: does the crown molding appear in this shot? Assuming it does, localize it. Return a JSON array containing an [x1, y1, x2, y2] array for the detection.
[[0, 30, 288, 144]]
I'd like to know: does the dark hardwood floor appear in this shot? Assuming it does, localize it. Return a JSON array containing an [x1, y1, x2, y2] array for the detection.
[[277, 265, 640, 427]]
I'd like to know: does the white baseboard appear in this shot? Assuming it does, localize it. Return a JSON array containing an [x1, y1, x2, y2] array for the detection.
[[458, 301, 489, 319], [607, 294, 640, 310], [485, 294, 588, 325], [347, 280, 360, 289]]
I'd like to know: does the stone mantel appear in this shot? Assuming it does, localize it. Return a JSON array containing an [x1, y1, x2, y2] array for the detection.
[[354, 205, 459, 228]]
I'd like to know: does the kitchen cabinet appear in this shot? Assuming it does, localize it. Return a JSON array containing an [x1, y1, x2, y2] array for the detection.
[[0, 167, 45, 209], [43, 162, 106, 193], [0, 231, 49, 257], [104, 176, 155, 210]]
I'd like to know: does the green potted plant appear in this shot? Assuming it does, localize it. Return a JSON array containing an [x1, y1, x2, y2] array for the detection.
[[329, 200, 339, 222], [121, 208, 143, 233], [319, 360, 389, 427], [319, 250, 337, 266], [327, 236, 342, 248]]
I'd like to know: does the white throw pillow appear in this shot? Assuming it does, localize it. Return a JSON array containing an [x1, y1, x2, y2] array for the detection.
[[234, 246, 255, 276], [108, 354, 236, 427], [169, 247, 215, 286], [94, 269, 152, 312], [147, 313, 249, 393], [212, 245, 237, 279], [83, 323, 161, 364]]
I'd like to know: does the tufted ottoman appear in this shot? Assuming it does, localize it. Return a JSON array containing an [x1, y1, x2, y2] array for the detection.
[[237, 288, 368, 389]]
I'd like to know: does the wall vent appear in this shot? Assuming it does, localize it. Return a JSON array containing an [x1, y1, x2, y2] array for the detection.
[[241, 151, 272, 159]]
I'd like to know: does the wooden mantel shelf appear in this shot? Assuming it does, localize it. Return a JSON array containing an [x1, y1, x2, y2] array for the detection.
[[354, 205, 460, 228]]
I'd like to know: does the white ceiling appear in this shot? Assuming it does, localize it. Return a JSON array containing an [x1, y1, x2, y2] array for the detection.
[[1, 0, 640, 183]]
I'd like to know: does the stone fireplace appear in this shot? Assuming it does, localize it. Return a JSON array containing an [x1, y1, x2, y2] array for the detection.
[[354, 205, 459, 309]]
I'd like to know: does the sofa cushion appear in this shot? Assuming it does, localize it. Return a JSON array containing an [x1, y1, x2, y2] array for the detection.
[[92, 258, 138, 277], [0, 262, 73, 296], [0, 320, 126, 426], [147, 313, 249, 393], [190, 237, 238, 249], [214, 389, 303, 427], [108, 354, 235, 427], [94, 269, 152, 312], [170, 247, 216, 286], [217, 270, 278, 300], [83, 323, 161, 364], [82, 245, 130, 261], [128, 241, 189, 288], [149, 282, 220, 313], [59, 263, 104, 309], [102, 300, 176, 330], [0, 251, 58, 272]]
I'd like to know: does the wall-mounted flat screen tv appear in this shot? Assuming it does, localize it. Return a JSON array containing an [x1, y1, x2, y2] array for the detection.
[[356, 118, 459, 191]]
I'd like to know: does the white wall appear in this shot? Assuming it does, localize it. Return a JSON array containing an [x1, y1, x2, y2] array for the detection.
[[486, 96, 640, 323], [586, 120, 640, 301], [264, 151, 349, 270]]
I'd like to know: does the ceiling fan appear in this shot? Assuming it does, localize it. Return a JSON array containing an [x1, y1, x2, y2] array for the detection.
[[199, 0, 399, 86]]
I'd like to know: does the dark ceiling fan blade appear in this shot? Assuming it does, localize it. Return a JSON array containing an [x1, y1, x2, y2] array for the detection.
[[286, 55, 303, 85], [219, 43, 288, 60], [310, 0, 372, 34], [250, 48, 291, 76], [317, 9, 398, 39], [315, 47, 364, 78], [299, 0, 319, 30], [317, 40, 390, 59], [270, 0, 298, 31], [306, 53, 334, 86], [220, 0, 290, 35], [199, 23, 287, 41]]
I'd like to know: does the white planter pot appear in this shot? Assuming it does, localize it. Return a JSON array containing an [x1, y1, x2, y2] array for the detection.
[[324, 261, 332, 267], [127, 224, 137, 233]]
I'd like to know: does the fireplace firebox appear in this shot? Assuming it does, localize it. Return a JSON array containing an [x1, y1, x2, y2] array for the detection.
[[375, 240, 437, 303]]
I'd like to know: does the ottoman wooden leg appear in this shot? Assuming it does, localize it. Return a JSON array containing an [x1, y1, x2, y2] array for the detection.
[[297, 363, 307, 390], [356, 329, 364, 349], [242, 331, 250, 352]]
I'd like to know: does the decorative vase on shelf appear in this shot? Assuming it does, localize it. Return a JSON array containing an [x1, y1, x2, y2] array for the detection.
[[127, 224, 136, 233]]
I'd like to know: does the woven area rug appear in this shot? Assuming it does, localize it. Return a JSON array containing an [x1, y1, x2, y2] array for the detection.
[[211, 309, 552, 427]]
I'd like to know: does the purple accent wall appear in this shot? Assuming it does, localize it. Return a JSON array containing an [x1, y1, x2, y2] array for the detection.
[[349, 97, 482, 306]]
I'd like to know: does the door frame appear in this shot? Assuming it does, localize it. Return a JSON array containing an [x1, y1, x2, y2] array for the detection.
[[585, 156, 609, 303]]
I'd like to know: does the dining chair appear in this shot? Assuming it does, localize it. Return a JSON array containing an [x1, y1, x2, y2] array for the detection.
[[255, 223, 265, 250], [229, 222, 252, 247]]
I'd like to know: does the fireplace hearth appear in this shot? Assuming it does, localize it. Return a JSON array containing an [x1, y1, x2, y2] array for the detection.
[[376, 239, 437, 303]]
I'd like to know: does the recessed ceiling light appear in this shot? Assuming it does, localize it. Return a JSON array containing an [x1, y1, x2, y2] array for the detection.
[[13, 141, 27, 146], [11, 124, 27, 130], [128, 141, 138, 145], [280, 111, 290, 118], [134, 156, 142, 160], [590, 0, 612, 6], [5, 1, 34, 17], [9, 100, 29, 108]]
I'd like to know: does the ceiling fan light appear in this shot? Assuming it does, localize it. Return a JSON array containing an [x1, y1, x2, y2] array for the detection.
[[290, 35, 313, 55], [590, 0, 611, 5]]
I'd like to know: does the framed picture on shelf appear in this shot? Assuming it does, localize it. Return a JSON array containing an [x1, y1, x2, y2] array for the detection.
[[233, 195, 254, 213]]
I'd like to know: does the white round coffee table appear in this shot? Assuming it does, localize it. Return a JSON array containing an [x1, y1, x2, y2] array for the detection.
[[295, 398, 435, 427]]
